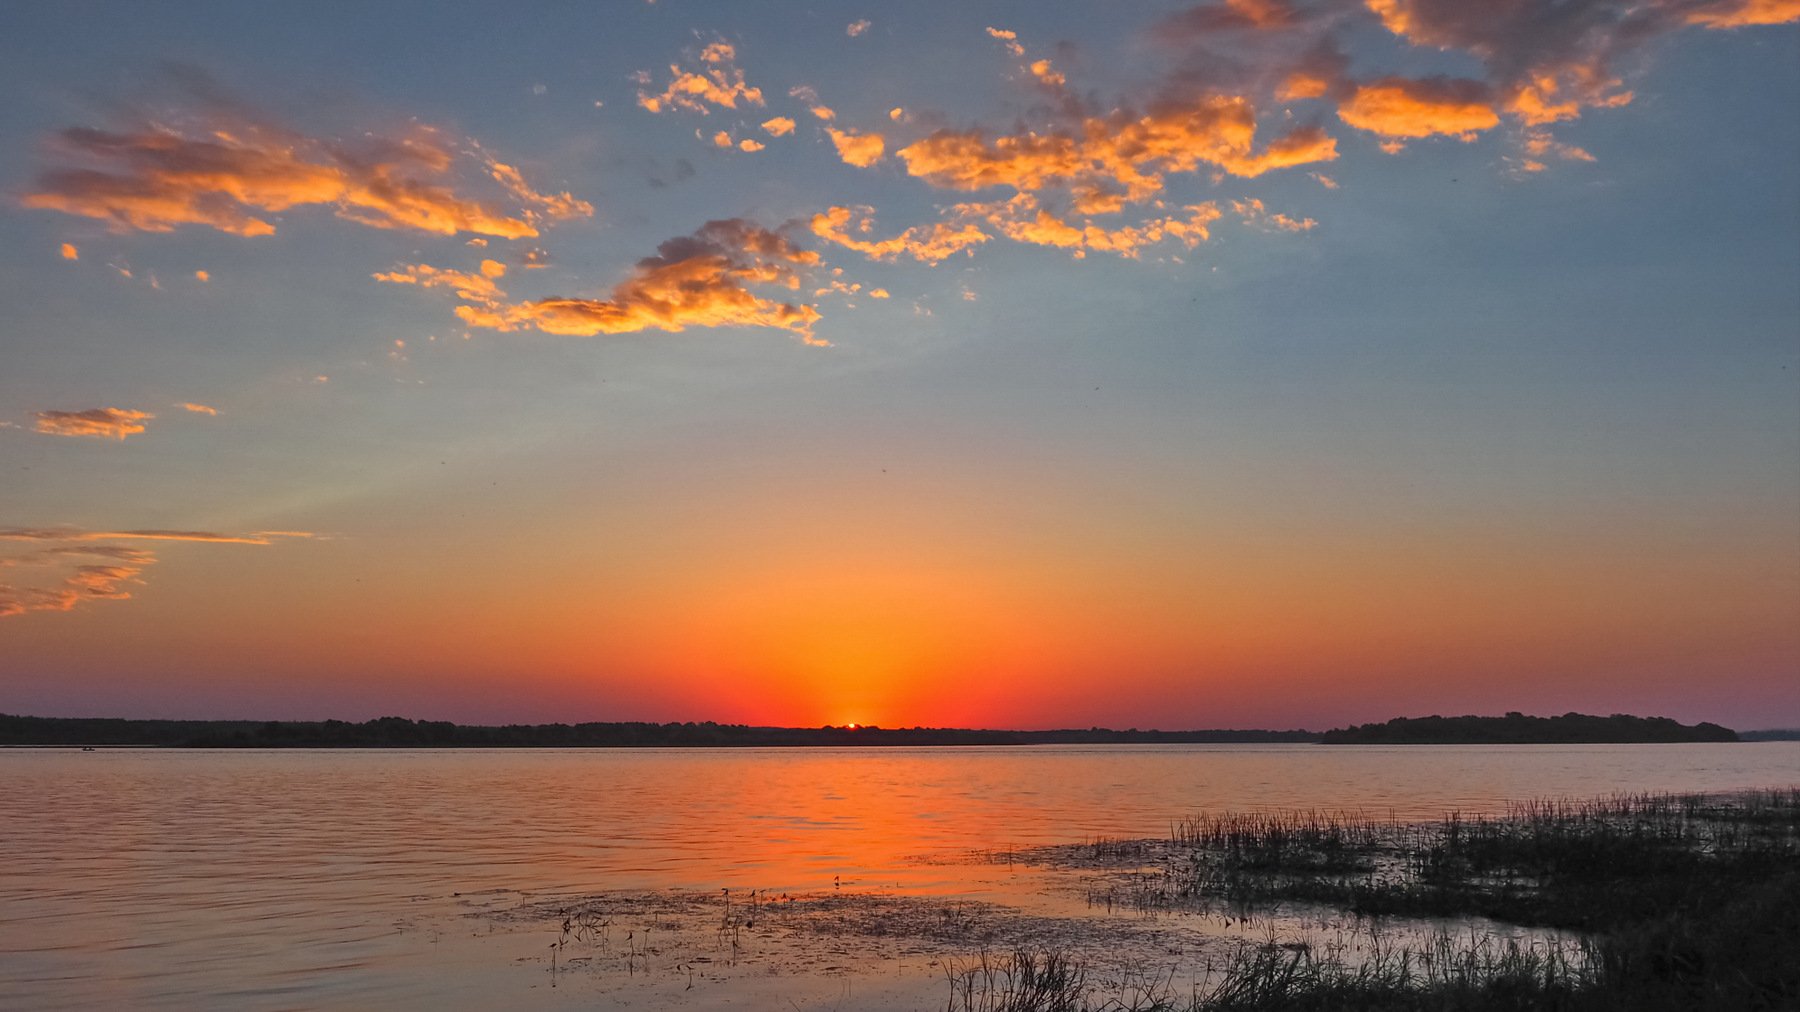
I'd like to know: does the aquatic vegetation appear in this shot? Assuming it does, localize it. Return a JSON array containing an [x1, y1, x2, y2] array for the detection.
[[1065, 789, 1800, 932], [945, 949, 1092, 1012], [998, 789, 1800, 1010]]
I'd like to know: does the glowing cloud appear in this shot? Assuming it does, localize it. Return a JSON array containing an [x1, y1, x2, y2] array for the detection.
[[847, 19, 872, 37], [827, 128, 886, 167], [0, 527, 313, 545], [481, 157, 594, 224], [1337, 77, 1500, 140], [895, 98, 1337, 205], [1686, 0, 1800, 26], [59, 242, 78, 260], [177, 402, 219, 415], [373, 262, 507, 303], [636, 41, 765, 115], [810, 206, 990, 264], [789, 86, 836, 121], [0, 527, 311, 618], [22, 94, 585, 239], [1233, 197, 1317, 232], [396, 220, 828, 344], [762, 116, 797, 137], [32, 407, 154, 440], [963, 194, 1223, 258], [1350, 0, 1798, 137]]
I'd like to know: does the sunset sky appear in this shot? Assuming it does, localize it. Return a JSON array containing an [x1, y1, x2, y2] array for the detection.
[[2, 1, 1796, 731]]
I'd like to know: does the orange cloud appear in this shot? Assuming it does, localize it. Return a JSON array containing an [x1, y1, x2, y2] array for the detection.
[[1524, 129, 1596, 163], [0, 527, 310, 618], [1232, 197, 1317, 232], [1156, 0, 1308, 34], [1353, 0, 1788, 142], [827, 128, 886, 167], [1029, 59, 1067, 89], [401, 220, 828, 343], [964, 194, 1223, 258], [59, 242, 78, 260], [897, 96, 1336, 206], [1139, 0, 1797, 175], [373, 262, 507, 302], [0, 527, 313, 545], [847, 19, 872, 37], [762, 116, 797, 137], [739, 138, 766, 152], [32, 407, 154, 440], [986, 26, 1026, 57], [23, 107, 582, 239], [482, 156, 594, 224], [1278, 71, 1333, 101], [194, 269, 210, 281], [810, 206, 990, 264], [789, 86, 836, 121], [1337, 77, 1499, 139], [636, 41, 765, 114], [1687, 0, 1800, 26], [177, 402, 219, 415]]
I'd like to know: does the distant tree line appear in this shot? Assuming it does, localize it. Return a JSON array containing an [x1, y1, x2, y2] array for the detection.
[[0, 713, 1319, 748], [1321, 712, 1737, 744]]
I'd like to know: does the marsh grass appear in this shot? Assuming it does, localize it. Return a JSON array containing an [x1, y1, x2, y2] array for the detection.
[[1004, 789, 1800, 1010], [1072, 789, 1800, 933], [945, 949, 1093, 1012]]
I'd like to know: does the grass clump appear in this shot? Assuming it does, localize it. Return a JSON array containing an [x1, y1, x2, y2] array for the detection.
[[1024, 789, 1798, 1010], [1086, 789, 1800, 933]]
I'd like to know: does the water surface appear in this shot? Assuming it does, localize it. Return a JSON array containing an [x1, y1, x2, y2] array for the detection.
[[3, 743, 1793, 1009]]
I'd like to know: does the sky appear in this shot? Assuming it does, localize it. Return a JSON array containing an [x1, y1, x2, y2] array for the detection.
[[0, 0, 1796, 731]]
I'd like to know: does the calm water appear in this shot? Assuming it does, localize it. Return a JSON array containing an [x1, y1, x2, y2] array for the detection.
[[2, 743, 1795, 1009]]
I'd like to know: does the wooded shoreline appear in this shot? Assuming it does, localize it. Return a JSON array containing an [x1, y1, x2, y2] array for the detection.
[[1, 711, 1744, 747]]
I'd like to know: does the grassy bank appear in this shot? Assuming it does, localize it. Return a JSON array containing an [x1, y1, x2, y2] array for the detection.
[[970, 790, 1799, 1010]]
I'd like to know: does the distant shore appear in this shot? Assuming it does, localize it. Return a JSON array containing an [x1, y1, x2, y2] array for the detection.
[[0, 710, 1754, 747]]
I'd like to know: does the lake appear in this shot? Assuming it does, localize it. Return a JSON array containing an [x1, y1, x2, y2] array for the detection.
[[2, 743, 1794, 1009]]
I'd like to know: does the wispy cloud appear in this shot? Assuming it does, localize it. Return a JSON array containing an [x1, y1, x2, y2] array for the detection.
[[21, 74, 590, 239], [32, 407, 154, 440], [810, 206, 989, 264], [813, 4, 1796, 270], [383, 219, 829, 344], [176, 402, 220, 415], [0, 527, 311, 618], [1232, 197, 1316, 232], [788, 85, 836, 121], [636, 40, 765, 115], [963, 194, 1223, 258], [0, 527, 314, 545]]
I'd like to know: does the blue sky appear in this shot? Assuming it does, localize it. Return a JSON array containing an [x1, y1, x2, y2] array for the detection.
[[1, 1, 1795, 729]]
